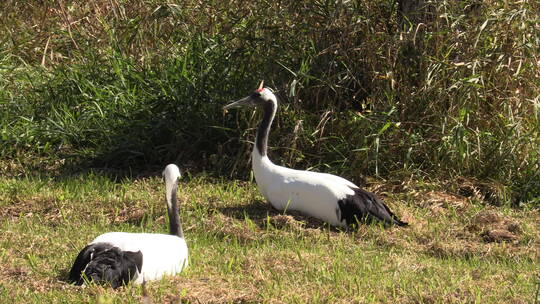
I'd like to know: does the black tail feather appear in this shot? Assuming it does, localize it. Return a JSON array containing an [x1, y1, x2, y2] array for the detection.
[[337, 188, 408, 227]]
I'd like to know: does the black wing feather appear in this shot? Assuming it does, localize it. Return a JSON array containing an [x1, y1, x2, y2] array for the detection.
[[68, 243, 114, 285], [68, 242, 143, 288]]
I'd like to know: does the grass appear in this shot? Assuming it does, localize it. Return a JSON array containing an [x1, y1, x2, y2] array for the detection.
[[0, 1, 538, 302], [0, 0, 539, 204], [0, 171, 538, 303]]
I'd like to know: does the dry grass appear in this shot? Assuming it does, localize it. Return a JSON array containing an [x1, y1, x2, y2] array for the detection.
[[1, 0, 539, 204], [1, 173, 538, 303], [0, 0, 538, 302]]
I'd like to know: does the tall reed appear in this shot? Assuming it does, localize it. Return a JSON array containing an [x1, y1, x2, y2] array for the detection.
[[0, 0, 538, 204]]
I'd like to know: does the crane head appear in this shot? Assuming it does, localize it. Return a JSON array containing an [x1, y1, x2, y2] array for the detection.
[[223, 81, 276, 111]]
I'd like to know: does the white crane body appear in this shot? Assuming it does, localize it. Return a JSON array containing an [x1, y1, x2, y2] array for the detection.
[[90, 232, 188, 284], [253, 153, 356, 226]]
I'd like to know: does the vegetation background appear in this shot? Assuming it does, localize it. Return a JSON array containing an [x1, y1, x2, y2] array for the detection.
[[0, 0, 539, 303]]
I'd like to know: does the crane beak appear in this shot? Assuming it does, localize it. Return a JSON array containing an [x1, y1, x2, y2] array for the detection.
[[223, 95, 254, 111]]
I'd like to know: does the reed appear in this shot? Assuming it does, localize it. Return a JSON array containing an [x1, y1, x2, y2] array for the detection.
[[0, 0, 538, 205]]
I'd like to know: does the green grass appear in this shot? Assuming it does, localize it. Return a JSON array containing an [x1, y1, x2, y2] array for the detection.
[[0, 172, 538, 303], [0, 1, 538, 301], [0, 0, 539, 204]]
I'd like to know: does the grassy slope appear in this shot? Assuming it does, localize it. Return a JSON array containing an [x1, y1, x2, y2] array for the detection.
[[0, 172, 538, 303]]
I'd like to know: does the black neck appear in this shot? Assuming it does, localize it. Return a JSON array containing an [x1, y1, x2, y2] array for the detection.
[[255, 101, 276, 157], [167, 185, 184, 238]]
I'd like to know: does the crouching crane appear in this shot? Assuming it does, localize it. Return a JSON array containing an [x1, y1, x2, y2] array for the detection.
[[223, 82, 407, 228], [68, 164, 188, 288]]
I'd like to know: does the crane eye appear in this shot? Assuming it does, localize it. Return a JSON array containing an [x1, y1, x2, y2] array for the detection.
[[251, 92, 261, 98]]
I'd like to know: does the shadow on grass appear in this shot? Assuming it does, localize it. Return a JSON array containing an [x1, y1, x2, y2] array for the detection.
[[215, 199, 341, 232], [217, 199, 276, 222], [56, 267, 72, 284], [214, 198, 405, 233]]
